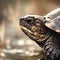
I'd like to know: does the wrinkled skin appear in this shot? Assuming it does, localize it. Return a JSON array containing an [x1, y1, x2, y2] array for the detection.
[[44, 33, 60, 60], [19, 16, 60, 60]]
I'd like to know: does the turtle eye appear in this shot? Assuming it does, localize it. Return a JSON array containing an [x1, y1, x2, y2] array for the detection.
[[25, 17, 34, 24]]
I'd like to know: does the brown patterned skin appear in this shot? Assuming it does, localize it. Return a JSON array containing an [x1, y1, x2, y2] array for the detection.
[[19, 16, 60, 60], [20, 16, 50, 47]]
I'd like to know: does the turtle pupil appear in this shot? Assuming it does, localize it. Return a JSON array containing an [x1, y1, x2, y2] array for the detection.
[[27, 19, 32, 22], [26, 18, 34, 24]]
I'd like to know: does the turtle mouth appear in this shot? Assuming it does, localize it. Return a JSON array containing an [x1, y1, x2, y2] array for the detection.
[[20, 26, 33, 35], [20, 25, 47, 41], [20, 25, 40, 40]]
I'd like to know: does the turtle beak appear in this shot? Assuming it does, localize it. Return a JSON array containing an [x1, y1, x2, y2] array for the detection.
[[20, 25, 40, 37], [20, 25, 33, 34]]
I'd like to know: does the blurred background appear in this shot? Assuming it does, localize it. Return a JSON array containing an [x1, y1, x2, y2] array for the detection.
[[0, 0, 60, 60]]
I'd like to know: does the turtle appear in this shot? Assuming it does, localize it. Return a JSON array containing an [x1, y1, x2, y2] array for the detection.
[[19, 8, 60, 60]]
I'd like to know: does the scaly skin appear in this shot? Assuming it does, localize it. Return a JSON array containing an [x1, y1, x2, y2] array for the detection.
[[44, 33, 60, 60], [19, 15, 60, 60], [20, 16, 49, 47]]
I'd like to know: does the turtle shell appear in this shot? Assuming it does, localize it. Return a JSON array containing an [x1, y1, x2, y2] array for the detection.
[[44, 8, 60, 33]]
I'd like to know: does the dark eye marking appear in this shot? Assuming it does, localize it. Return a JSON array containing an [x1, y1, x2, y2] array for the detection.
[[26, 18, 33, 23], [25, 17, 35, 24]]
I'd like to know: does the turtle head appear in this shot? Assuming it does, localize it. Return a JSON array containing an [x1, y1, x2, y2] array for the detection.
[[19, 15, 48, 42]]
